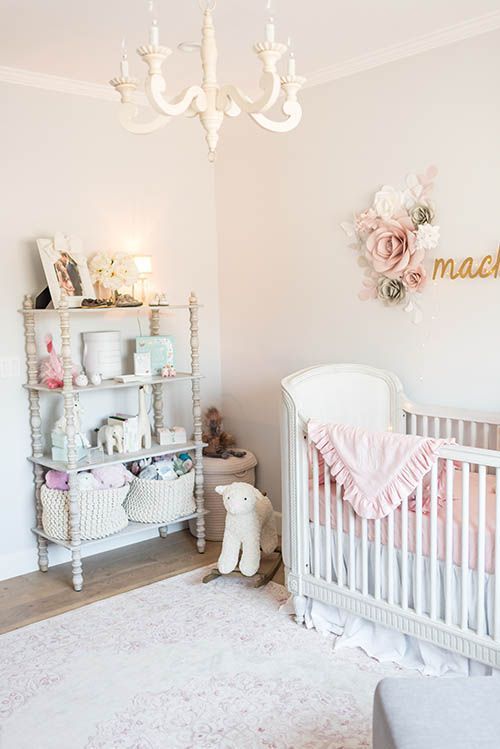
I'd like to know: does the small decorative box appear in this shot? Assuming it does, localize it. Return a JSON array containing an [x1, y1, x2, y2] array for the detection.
[[51, 432, 89, 463], [157, 426, 187, 446]]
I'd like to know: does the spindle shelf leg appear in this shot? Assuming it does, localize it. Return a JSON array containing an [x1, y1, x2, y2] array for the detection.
[[190, 291, 205, 553], [23, 294, 49, 572], [60, 293, 83, 592]]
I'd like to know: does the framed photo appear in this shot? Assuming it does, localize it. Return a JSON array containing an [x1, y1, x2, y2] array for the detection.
[[37, 234, 95, 308]]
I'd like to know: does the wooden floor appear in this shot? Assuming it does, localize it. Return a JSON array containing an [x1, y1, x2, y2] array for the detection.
[[0, 530, 284, 635]]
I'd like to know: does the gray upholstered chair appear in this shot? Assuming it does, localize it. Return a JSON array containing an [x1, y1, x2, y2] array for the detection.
[[373, 676, 500, 749]]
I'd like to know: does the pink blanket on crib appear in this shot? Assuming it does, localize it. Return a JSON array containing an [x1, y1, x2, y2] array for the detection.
[[308, 420, 451, 519]]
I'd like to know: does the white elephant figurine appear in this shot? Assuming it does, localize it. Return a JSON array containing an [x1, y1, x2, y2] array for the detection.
[[216, 482, 278, 577], [96, 424, 124, 456]]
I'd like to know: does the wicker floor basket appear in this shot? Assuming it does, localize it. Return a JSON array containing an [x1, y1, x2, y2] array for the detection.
[[124, 470, 196, 524], [189, 451, 257, 541], [41, 484, 129, 541]]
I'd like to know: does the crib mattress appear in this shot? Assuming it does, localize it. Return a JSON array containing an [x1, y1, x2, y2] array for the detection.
[[310, 469, 497, 574]]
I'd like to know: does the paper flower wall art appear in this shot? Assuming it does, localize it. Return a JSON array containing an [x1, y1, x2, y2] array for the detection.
[[341, 166, 440, 323]]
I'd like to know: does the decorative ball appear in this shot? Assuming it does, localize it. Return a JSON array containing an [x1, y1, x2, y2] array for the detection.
[[90, 373, 102, 386], [75, 373, 88, 387]]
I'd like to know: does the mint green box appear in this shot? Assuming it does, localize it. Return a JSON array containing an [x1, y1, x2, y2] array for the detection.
[[135, 336, 174, 374]]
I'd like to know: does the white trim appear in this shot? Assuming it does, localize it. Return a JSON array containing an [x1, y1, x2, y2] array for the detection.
[[0, 66, 116, 101], [304, 10, 500, 88], [0, 65, 148, 105], [0, 11, 499, 101]]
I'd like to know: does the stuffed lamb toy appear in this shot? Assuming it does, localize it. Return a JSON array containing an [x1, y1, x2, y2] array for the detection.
[[216, 482, 278, 577]]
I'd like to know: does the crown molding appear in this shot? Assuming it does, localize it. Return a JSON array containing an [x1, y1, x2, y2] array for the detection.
[[0, 10, 499, 101], [0, 65, 117, 101], [304, 10, 500, 88]]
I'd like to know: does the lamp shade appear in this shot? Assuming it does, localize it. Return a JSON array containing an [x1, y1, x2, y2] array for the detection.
[[134, 254, 153, 276]]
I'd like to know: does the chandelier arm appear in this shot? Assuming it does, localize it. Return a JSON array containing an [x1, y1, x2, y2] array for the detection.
[[145, 75, 207, 118], [217, 71, 281, 115], [249, 97, 303, 133], [118, 102, 171, 134]]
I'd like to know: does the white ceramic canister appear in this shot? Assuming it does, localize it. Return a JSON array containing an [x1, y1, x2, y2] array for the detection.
[[82, 331, 122, 379]]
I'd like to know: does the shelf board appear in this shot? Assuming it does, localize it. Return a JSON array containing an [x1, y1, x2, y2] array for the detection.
[[23, 372, 202, 394], [19, 304, 203, 314], [28, 440, 205, 474], [31, 512, 205, 550]]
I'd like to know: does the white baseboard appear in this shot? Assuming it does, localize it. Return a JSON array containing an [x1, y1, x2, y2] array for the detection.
[[0, 520, 187, 582]]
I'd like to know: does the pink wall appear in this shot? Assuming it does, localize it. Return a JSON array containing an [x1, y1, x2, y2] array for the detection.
[[215, 30, 500, 510]]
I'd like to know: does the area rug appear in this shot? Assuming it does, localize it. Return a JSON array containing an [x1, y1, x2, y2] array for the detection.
[[0, 567, 410, 748]]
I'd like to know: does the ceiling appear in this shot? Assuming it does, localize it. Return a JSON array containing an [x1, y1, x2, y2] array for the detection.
[[0, 0, 499, 93]]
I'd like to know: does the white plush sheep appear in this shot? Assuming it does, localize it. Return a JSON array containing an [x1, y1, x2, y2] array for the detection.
[[216, 482, 278, 577]]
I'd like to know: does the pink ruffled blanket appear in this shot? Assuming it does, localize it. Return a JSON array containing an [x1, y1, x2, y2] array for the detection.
[[308, 420, 452, 519]]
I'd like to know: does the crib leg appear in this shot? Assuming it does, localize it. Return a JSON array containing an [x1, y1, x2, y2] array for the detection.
[[293, 594, 307, 625]]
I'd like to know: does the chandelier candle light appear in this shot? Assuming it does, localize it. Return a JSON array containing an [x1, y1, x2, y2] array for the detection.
[[109, 0, 305, 161]]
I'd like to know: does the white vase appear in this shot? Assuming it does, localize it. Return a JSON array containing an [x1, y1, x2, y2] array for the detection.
[[82, 331, 122, 380]]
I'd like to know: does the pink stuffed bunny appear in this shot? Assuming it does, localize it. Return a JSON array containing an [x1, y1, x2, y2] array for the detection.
[[45, 470, 69, 490]]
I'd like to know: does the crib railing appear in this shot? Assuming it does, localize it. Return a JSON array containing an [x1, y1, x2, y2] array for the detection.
[[404, 400, 500, 450], [303, 435, 500, 666]]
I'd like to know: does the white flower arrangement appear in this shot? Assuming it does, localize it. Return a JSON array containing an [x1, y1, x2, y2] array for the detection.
[[341, 166, 440, 323], [89, 252, 139, 293]]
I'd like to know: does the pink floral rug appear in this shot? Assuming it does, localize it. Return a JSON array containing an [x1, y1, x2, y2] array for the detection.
[[0, 567, 409, 748]]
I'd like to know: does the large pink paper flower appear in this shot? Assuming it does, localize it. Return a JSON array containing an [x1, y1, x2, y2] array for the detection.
[[365, 216, 418, 278]]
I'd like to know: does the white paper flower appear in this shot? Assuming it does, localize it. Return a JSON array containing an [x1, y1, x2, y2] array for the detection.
[[415, 223, 440, 252], [373, 185, 403, 220], [89, 252, 113, 283], [113, 255, 139, 287]]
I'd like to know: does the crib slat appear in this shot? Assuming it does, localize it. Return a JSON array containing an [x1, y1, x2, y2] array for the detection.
[[336, 483, 343, 587], [324, 473, 332, 584], [477, 465, 486, 636], [458, 420, 464, 445], [430, 462, 439, 620], [495, 468, 500, 640], [484, 423, 490, 450], [361, 518, 368, 596], [460, 462, 470, 630], [445, 459, 454, 625], [422, 415, 429, 437], [387, 511, 395, 605], [415, 479, 423, 615], [349, 504, 356, 591], [410, 414, 417, 436], [433, 417, 440, 438], [471, 422, 477, 448], [446, 418, 452, 439], [374, 519, 381, 599], [401, 494, 409, 610], [312, 446, 321, 579]]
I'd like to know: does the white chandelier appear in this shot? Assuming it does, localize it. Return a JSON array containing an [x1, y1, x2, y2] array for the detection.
[[110, 0, 305, 161]]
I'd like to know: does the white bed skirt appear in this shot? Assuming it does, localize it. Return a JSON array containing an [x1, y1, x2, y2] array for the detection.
[[291, 525, 500, 676]]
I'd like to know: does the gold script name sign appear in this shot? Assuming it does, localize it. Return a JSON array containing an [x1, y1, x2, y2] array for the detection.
[[433, 248, 500, 280]]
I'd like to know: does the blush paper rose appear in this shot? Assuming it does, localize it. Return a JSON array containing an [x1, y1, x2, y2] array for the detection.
[[402, 265, 427, 292], [366, 217, 418, 278]]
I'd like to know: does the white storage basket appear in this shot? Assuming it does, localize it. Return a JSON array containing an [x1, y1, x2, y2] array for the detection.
[[124, 470, 196, 524], [41, 484, 129, 541]]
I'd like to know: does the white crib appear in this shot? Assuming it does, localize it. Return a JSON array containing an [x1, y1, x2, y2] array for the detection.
[[281, 363, 500, 669]]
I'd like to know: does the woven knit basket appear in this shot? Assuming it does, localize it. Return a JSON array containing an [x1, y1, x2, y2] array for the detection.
[[124, 470, 196, 524], [41, 484, 129, 541]]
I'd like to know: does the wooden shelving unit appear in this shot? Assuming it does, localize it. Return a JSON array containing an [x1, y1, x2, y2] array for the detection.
[[21, 292, 206, 591]]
